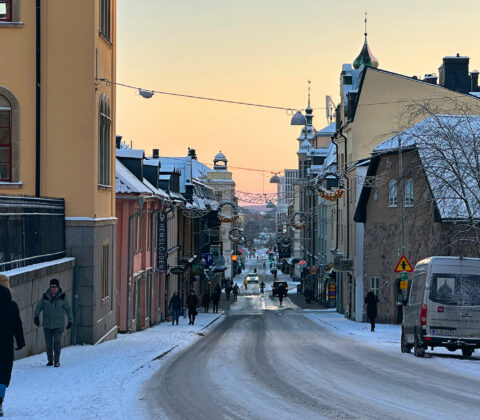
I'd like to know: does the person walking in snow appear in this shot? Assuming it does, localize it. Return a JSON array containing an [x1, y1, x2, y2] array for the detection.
[[232, 284, 239, 301], [169, 292, 182, 325], [260, 281, 265, 295], [201, 292, 210, 313], [225, 283, 231, 300], [278, 284, 285, 307], [211, 289, 221, 313], [34, 278, 73, 367], [364, 290, 379, 332], [186, 290, 198, 325], [0, 274, 25, 418]]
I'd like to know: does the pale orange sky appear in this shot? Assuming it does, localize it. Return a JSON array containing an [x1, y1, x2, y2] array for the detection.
[[117, 0, 480, 195]]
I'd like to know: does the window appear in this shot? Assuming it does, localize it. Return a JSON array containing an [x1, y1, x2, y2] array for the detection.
[[101, 241, 110, 302], [389, 179, 397, 207], [370, 277, 379, 296], [134, 213, 142, 254], [0, 0, 11, 21], [405, 179, 414, 207], [98, 95, 111, 186], [99, 0, 111, 41], [147, 211, 151, 251], [0, 102, 11, 181]]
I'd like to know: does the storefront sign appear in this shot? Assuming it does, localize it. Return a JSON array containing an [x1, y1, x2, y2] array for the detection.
[[157, 212, 167, 271], [328, 282, 336, 298]]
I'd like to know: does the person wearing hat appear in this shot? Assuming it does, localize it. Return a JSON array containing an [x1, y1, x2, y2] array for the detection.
[[0, 274, 25, 417], [34, 278, 73, 367]]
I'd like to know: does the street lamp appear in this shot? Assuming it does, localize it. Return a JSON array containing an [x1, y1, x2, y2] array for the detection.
[[269, 173, 280, 184]]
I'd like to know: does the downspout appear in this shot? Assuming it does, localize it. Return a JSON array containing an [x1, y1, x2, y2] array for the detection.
[[35, 0, 41, 197], [71, 263, 78, 345], [330, 134, 339, 248]]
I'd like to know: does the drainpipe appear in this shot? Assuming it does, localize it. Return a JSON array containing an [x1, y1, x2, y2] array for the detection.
[[330, 134, 339, 248], [71, 263, 78, 345], [35, 0, 41, 197]]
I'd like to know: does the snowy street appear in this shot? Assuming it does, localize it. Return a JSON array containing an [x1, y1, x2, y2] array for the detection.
[[4, 258, 480, 419]]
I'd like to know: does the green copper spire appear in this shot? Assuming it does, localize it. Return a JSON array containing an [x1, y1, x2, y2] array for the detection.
[[353, 12, 379, 69]]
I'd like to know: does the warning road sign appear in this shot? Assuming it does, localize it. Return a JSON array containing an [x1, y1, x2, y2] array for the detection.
[[394, 255, 413, 273]]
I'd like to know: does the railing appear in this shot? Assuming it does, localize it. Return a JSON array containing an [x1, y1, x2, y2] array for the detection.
[[0, 195, 65, 271]]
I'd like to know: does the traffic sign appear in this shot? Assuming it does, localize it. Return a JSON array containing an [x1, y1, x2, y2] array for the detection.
[[400, 281, 408, 290], [310, 266, 318, 275], [299, 260, 307, 266], [394, 255, 413, 272]]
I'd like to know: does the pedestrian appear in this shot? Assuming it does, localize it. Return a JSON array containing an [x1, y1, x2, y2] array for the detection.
[[212, 289, 221, 313], [34, 278, 73, 367], [305, 287, 312, 304], [168, 292, 182, 325], [225, 284, 231, 300], [232, 284, 239, 301], [278, 284, 285, 306], [0, 274, 25, 417], [244, 277, 248, 289], [260, 281, 265, 294], [364, 290, 379, 332], [201, 292, 210, 313], [186, 290, 198, 325]]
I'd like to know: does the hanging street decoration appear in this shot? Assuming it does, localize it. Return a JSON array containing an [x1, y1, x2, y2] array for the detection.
[[318, 188, 346, 202], [291, 211, 308, 230], [217, 200, 239, 223], [228, 227, 242, 242]]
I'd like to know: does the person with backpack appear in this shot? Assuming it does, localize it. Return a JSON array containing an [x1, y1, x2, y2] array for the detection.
[[168, 292, 182, 325]]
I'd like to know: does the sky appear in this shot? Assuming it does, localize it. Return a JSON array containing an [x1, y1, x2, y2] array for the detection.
[[116, 0, 480, 195]]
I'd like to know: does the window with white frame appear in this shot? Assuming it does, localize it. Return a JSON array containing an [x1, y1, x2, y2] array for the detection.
[[388, 179, 397, 207], [370, 277, 379, 296], [405, 179, 414, 207], [98, 94, 111, 186]]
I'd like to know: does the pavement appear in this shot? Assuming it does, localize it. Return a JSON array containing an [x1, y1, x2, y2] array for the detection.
[[287, 293, 327, 310]]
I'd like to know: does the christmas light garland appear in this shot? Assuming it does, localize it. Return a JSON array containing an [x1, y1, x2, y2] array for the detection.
[[318, 189, 345, 201]]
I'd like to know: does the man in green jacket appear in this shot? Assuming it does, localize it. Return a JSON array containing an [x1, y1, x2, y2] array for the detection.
[[34, 279, 73, 367]]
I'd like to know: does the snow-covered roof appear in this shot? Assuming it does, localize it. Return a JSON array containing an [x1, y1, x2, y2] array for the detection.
[[316, 122, 336, 136], [143, 178, 169, 199], [159, 174, 171, 181], [116, 159, 152, 194], [116, 149, 144, 159], [297, 125, 316, 142], [374, 114, 480, 220]]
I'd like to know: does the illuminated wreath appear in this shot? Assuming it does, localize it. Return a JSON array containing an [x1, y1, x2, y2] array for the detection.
[[228, 228, 242, 242], [279, 236, 292, 248], [318, 188, 345, 202], [217, 200, 239, 223], [291, 211, 308, 230]]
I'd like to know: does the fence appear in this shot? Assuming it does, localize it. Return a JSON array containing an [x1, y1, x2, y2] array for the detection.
[[0, 195, 65, 271]]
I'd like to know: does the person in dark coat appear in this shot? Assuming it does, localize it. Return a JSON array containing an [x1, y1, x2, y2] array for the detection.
[[364, 290, 379, 332], [232, 284, 239, 301], [212, 289, 221, 313], [0, 274, 25, 417], [201, 292, 210, 313], [34, 278, 73, 367], [168, 292, 182, 325], [278, 284, 285, 306], [186, 290, 198, 325], [225, 284, 231, 301]]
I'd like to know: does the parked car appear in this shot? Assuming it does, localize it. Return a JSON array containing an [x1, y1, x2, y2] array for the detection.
[[401, 256, 480, 358], [245, 273, 260, 283], [272, 280, 288, 297]]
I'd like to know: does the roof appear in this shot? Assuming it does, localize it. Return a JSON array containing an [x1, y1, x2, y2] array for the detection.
[[116, 159, 152, 194], [116, 149, 144, 159], [316, 122, 336, 136], [357, 114, 480, 221]]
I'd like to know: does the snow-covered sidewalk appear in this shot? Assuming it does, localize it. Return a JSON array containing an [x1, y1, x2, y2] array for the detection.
[[5, 313, 224, 419]]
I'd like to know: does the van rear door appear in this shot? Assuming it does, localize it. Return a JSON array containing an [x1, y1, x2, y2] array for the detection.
[[458, 274, 480, 339], [427, 274, 460, 338]]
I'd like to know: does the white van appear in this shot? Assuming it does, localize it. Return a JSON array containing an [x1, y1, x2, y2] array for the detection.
[[401, 256, 480, 358]]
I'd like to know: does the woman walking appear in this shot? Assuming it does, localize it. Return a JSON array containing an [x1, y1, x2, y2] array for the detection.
[[0, 274, 25, 417]]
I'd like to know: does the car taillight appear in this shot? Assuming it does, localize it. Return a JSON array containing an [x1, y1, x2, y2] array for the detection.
[[438, 306, 444, 313], [420, 303, 427, 325]]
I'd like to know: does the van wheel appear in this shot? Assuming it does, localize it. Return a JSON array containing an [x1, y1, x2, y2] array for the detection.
[[401, 332, 411, 353], [462, 348, 473, 358], [414, 335, 425, 358]]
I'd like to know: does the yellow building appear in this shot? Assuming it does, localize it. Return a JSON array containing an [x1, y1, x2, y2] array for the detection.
[[0, 0, 117, 344], [334, 35, 480, 321]]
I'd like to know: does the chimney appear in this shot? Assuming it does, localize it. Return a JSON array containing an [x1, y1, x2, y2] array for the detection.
[[152, 148, 159, 159], [471, 70, 479, 92], [116, 135, 122, 149], [423, 73, 437, 84], [187, 147, 197, 160], [438, 54, 470, 94]]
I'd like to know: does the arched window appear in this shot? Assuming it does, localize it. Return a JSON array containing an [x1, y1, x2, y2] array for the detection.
[[98, 94, 111, 186], [389, 179, 397, 207], [0, 87, 19, 183]]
